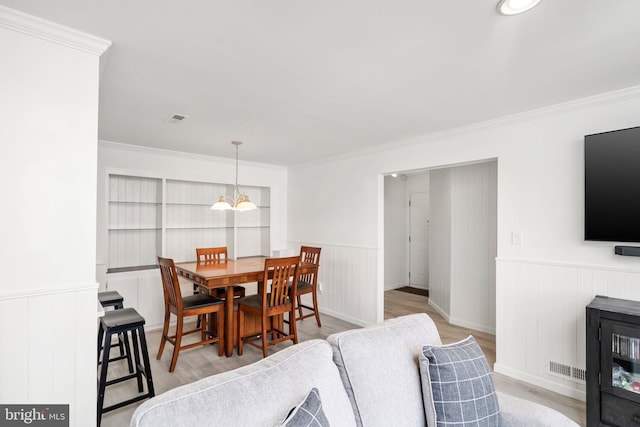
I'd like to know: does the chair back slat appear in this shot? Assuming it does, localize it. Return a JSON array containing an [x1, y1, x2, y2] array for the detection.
[[196, 247, 228, 263], [158, 256, 182, 310], [299, 246, 321, 284], [263, 256, 300, 309]]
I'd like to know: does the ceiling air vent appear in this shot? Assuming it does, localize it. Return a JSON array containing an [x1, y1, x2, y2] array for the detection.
[[169, 113, 189, 124]]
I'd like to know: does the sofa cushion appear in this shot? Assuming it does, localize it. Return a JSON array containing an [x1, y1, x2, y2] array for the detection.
[[130, 340, 356, 427], [419, 336, 500, 427], [497, 392, 579, 427], [327, 313, 442, 427], [281, 387, 330, 427]]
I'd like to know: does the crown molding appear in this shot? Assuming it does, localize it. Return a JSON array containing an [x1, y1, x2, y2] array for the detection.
[[0, 5, 111, 56], [98, 140, 288, 171], [290, 84, 640, 170]]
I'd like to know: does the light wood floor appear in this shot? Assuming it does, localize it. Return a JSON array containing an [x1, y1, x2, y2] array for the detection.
[[100, 290, 586, 426]]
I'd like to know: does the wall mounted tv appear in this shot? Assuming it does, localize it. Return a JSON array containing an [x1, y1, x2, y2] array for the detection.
[[585, 125, 640, 243]]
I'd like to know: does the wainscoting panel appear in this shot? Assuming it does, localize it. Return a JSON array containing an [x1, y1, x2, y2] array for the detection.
[[0, 285, 97, 427], [104, 269, 165, 330], [496, 258, 640, 399], [289, 241, 379, 326]]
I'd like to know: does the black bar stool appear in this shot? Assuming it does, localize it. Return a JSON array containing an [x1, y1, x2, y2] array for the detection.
[[97, 307, 155, 427], [98, 291, 132, 372], [98, 291, 124, 309]]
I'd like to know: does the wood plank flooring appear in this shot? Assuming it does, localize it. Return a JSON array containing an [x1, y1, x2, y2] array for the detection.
[[100, 290, 586, 426]]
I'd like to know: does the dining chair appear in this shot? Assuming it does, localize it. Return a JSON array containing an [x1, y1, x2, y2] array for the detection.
[[293, 246, 322, 327], [157, 256, 224, 372], [237, 256, 300, 358], [194, 247, 246, 299]]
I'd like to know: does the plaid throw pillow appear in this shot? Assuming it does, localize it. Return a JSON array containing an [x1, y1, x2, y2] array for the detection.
[[281, 388, 330, 427], [419, 336, 500, 427]]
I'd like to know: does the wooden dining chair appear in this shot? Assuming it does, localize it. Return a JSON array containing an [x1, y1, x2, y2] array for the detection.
[[157, 256, 224, 372], [237, 256, 300, 358], [194, 247, 246, 299], [293, 246, 322, 327]]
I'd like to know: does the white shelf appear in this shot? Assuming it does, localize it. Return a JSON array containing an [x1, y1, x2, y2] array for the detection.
[[107, 175, 270, 270]]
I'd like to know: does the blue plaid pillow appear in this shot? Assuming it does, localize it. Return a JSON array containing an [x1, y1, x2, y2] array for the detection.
[[282, 388, 330, 427], [419, 336, 500, 427]]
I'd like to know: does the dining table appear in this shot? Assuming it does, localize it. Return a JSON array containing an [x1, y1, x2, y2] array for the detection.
[[174, 256, 317, 357]]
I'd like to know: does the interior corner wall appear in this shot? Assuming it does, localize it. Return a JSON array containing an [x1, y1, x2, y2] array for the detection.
[[0, 9, 106, 427], [384, 176, 408, 290], [449, 161, 497, 334], [428, 169, 452, 318]]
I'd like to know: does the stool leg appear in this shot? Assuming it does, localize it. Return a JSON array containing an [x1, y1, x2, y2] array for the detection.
[[97, 330, 112, 427], [97, 322, 105, 365], [130, 329, 143, 392], [117, 332, 126, 358], [137, 325, 155, 398], [121, 329, 134, 373]]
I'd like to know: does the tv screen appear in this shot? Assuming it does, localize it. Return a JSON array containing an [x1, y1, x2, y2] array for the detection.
[[585, 126, 640, 242]]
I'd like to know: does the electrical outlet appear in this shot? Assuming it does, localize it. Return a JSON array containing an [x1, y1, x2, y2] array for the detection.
[[512, 230, 523, 245], [318, 281, 323, 294]]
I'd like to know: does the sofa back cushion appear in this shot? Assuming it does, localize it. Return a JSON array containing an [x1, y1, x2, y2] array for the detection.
[[131, 339, 356, 427], [327, 313, 442, 427]]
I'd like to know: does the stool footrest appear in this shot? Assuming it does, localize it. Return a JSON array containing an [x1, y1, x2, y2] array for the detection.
[[101, 393, 153, 414], [105, 372, 138, 387]]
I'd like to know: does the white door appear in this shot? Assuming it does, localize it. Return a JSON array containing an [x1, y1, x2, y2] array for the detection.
[[409, 192, 429, 288]]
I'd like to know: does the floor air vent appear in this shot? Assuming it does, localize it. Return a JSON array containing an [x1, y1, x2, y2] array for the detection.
[[548, 361, 586, 383]]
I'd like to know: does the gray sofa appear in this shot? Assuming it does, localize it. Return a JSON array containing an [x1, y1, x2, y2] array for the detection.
[[130, 313, 579, 426]]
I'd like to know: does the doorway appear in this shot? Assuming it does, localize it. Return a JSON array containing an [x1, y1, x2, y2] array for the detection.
[[383, 159, 497, 334]]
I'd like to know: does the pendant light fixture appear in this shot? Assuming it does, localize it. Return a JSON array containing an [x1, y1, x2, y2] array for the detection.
[[497, 0, 542, 15], [211, 141, 257, 211]]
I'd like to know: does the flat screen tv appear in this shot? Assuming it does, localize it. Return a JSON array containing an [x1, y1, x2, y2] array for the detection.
[[585, 126, 640, 242]]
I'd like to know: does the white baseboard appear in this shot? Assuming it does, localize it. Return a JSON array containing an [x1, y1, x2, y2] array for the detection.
[[318, 307, 372, 327], [494, 363, 586, 402], [449, 316, 496, 335], [428, 299, 450, 322], [384, 282, 408, 291]]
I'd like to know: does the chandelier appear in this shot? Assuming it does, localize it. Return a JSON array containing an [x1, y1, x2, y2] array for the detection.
[[211, 141, 257, 211]]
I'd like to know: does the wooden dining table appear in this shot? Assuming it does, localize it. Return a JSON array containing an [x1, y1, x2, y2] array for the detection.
[[175, 256, 317, 357]]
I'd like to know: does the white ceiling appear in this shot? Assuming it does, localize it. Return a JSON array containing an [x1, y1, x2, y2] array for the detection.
[[3, 0, 640, 165]]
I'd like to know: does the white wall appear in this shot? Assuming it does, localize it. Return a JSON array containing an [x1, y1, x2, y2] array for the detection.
[[96, 142, 288, 329], [384, 176, 407, 290], [448, 161, 497, 334], [0, 6, 110, 426], [429, 169, 452, 317], [288, 85, 640, 399]]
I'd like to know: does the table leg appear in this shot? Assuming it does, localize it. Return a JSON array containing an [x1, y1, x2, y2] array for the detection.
[[225, 286, 234, 357]]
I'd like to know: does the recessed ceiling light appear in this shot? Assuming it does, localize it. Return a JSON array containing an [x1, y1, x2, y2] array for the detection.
[[497, 0, 542, 15]]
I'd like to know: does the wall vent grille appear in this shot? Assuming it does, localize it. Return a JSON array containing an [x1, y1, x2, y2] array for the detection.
[[548, 361, 586, 383], [572, 367, 587, 382], [549, 361, 571, 377]]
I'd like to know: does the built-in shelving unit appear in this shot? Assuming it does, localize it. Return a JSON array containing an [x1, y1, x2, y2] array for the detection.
[[108, 175, 162, 270], [106, 174, 270, 273]]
